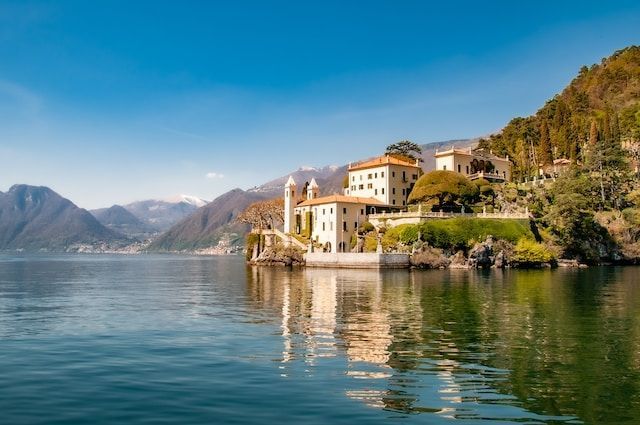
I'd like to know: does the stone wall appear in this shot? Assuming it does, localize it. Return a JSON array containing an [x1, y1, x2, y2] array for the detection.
[[305, 252, 410, 269]]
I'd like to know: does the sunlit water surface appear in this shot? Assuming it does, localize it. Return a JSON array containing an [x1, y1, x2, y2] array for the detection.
[[1, 254, 639, 424]]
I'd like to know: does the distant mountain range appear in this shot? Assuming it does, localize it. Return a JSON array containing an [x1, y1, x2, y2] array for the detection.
[[0, 185, 128, 251], [90, 205, 157, 238], [94, 195, 209, 235]]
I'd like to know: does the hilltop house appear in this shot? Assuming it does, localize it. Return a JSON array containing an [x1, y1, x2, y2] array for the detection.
[[434, 147, 511, 182], [284, 155, 421, 252]]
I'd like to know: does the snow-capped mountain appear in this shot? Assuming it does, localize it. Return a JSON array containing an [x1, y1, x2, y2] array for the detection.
[[122, 195, 209, 232], [162, 194, 209, 208]]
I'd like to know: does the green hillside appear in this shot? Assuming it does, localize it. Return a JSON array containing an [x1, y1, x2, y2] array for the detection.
[[479, 46, 640, 180]]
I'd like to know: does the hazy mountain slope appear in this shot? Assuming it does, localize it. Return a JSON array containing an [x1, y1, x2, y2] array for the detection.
[[147, 189, 268, 251], [247, 165, 342, 197], [91, 205, 157, 237], [123, 197, 207, 232], [0, 185, 126, 251]]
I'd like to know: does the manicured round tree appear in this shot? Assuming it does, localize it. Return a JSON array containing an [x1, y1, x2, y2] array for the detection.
[[408, 170, 479, 210]]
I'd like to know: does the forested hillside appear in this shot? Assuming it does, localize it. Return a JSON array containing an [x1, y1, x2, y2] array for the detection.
[[479, 46, 640, 180]]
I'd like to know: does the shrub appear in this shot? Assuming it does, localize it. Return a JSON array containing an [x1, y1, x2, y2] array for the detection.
[[512, 238, 555, 266], [359, 221, 375, 233]]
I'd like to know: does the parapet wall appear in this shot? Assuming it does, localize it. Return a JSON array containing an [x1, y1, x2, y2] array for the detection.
[[305, 252, 410, 269]]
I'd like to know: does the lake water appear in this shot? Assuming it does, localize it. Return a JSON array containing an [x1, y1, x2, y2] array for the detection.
[[1, 254, 639, 424]]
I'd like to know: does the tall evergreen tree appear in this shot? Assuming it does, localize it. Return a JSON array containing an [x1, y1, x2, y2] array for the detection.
[[539, 121, 553, 165]]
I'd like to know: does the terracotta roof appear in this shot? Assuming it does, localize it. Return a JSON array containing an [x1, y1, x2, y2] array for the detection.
[[296, 194, 386, 207], [348, 155, 420, 171]]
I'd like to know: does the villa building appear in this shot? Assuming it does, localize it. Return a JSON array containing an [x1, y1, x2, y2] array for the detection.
[[282, 150, 512, 253], [344, 155, 422, 207], [434, 147, 511, 182], [284, 155, 420, 252]]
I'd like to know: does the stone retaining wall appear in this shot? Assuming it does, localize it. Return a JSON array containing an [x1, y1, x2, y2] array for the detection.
[[305, 252, 410, 269]]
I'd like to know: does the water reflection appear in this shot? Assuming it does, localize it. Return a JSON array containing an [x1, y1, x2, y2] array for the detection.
[[248, 266, 640, 423]]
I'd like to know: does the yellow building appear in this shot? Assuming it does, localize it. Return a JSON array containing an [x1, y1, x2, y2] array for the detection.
[[434, 147, 511, 182]]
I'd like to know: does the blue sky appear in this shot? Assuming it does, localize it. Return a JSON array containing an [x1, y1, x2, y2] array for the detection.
[[0, 1, 639, 208]]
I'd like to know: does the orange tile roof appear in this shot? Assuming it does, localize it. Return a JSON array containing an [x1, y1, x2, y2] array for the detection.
[[297, 194, 386, 207], [348, 155, 420, 171]]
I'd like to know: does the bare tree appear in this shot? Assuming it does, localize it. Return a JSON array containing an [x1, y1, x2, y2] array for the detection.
[[236, 198, 284, 231]]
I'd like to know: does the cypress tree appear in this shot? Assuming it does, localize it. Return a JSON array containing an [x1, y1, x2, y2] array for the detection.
[[539, 120, 553, 166]]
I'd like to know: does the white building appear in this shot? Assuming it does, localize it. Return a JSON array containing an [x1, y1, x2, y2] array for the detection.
[[284, 154, 421, 252], [434, 147, 511, 182]]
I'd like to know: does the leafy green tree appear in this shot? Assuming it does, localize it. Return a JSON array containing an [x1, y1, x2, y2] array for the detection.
[[408, 170, 479, 210], [385, 140, 422, 161], [544, 171, 603, 261]]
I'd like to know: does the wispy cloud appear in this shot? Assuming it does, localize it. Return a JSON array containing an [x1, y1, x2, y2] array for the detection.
[[0, 79, 42, 114], [205, 172, 224, 179]]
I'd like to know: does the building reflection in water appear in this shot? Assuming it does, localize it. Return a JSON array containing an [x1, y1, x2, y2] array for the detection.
[[247, 266, 465, 413]]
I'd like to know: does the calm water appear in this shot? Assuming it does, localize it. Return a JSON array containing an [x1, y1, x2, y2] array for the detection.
[[1, 255, 639, 424]]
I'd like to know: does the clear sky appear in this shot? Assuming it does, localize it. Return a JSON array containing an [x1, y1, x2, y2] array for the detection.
[[1, 1, 639, 209]]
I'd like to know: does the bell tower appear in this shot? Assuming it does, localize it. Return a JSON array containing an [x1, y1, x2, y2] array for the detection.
[[307, 178, 319, 200], [284, 176, 297, 233]]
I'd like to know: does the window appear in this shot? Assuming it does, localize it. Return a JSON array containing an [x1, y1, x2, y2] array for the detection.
[[343, 207, 347, 214], [354, 222, 358, 229], [374, 189, 378, 195], [381, 188, 385, 194], [330, 208, 333, 214], [322, 222, 325, 231], [412, 174, 418, 180], [392, 171, 395, 177], [402, 200, 405, 206], [360, 175, 363, 181], [443, 165, 447, 170], [360, 209, 364, 215], [352, 176, 355, 182], [381, 172, 385, 177], [330, 222, 333, 231], [458, 164, 461, 173], [402, 188, 405, 195], [351, 185, 356, 191], [466, 165, 469, 174], [402, 171, 406, 180], [359, 184, 364, 190], [343, 221, 347, 231], [368, 173, 373, 179], [392, 199, 396, 205], [367, 183, 373, 189], [392, 188, 396, 194], [374, 172, 377, 178], [323, 209, 326, 215]]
